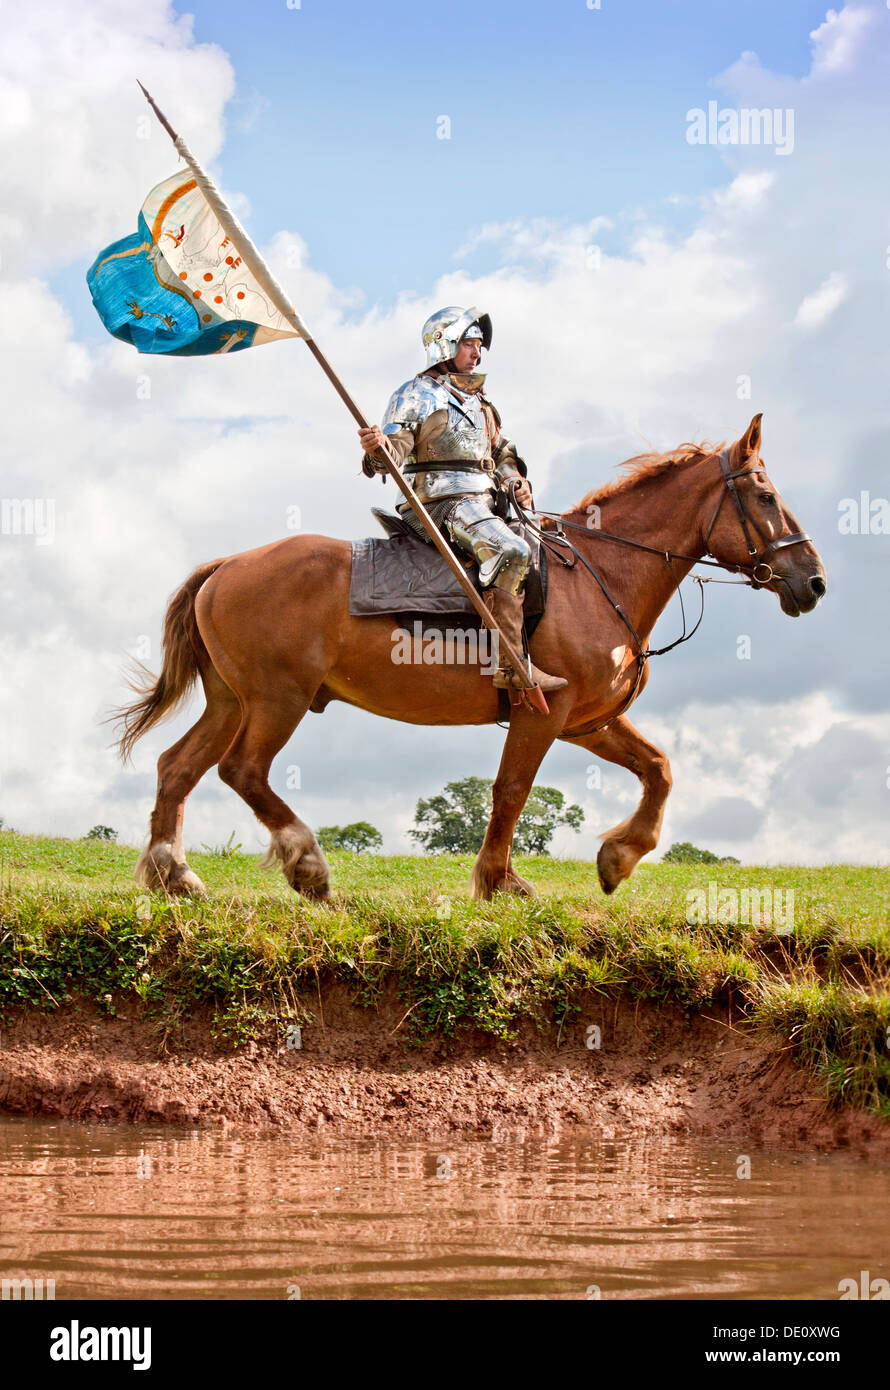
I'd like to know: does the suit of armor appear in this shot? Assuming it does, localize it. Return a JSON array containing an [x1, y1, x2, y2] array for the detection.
[[364, 368, 532, 594], [360, 305, 567, 695]]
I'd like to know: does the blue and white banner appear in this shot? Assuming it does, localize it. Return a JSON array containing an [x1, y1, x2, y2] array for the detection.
[[87, 168, 302, 356]]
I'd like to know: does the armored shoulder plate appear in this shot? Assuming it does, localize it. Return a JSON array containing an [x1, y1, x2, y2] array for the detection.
[[382, 375, 448, 435]]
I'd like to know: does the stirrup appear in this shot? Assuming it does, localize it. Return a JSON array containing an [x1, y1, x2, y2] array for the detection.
[[509, 683, 551, 714], [492, 661, 567, 694], [491, 658, 558, 715]]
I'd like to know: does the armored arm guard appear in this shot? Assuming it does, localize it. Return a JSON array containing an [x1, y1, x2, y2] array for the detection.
[[361, 376, 437, 477], [493, 434, 528, 484]]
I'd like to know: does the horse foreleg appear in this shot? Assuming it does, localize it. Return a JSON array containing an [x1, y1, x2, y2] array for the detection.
[[136, 677, 241, 898], [469, 711, 559, 901], [561, 715, 672, 894]]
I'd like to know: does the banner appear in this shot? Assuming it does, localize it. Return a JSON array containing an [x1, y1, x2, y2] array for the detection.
[[87, 169, 304, 356]]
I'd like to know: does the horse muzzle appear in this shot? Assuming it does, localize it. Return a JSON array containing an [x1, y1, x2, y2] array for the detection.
[[769, 565, 828, 616]]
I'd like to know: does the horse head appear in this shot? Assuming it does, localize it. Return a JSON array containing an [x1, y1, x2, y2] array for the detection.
[[701, 413, 827, 616]]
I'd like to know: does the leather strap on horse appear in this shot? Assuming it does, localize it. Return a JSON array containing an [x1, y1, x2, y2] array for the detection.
[[504, 445, 812, 734], [702, 447, 811, 584], [510, 494, 702, 734]]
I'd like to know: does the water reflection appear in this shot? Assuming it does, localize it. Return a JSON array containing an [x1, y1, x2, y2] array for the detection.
[[0, 1119, 885, 1300]]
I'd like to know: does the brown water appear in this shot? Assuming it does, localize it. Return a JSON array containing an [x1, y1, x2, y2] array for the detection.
[[0, 1117, 887, 1300]]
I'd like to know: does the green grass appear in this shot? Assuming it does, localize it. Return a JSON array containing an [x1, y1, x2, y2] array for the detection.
[[0, 830, 888, 1113]]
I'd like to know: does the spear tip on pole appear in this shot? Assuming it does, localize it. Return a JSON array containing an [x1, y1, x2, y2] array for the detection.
[[136, 80, 179, 143]]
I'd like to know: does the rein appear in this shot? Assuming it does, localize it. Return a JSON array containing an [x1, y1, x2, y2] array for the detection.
[[508, 445, 812, 732]]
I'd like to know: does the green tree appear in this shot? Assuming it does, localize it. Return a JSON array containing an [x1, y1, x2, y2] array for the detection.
[[662, 841, 720, 865], [316, 821, 383, 853], [409, 776, 583, 855], [86, 825, 118, 842], [513, 785, 584, 854]]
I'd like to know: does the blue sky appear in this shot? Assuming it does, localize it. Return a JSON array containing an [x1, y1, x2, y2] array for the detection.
[[64, 0, 831, 317]]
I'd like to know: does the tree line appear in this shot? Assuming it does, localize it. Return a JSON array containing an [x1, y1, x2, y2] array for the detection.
[[72, 780, 731, 861]]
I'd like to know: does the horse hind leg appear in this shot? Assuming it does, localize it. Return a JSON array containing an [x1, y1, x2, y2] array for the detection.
[[217, 698, 330, 899], [136, 671, 241, 897]]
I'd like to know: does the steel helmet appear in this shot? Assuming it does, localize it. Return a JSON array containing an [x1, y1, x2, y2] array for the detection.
[[421, 305, 492, 367]]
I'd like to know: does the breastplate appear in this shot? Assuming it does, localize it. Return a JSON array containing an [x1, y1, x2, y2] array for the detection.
[[421, 391, 492, 464], [384, 374, 496, 505]]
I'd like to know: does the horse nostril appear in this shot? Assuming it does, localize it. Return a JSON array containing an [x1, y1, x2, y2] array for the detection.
[[809, 575, 827, 599]]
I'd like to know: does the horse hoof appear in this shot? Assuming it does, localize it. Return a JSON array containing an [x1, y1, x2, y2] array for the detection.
[[294, 881, 331, 901], [504, 871, 536, 897], [159, 865, 208, 898], [135, 845, 207, 898], [469, 862, 535, 900], [597, 862, 617, 895], [597, 840, 631, 895]]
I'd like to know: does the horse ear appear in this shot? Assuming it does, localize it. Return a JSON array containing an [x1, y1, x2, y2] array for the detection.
[[740, 413, 763, 458]]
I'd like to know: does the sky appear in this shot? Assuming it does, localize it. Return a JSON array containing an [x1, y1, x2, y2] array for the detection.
[[1, 0, 888, 867]]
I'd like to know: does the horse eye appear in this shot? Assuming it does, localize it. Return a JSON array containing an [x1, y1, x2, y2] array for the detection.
[[758, 492, 777, 506]]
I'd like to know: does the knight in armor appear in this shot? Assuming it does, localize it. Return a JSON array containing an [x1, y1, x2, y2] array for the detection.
[[358, 306, 567, 694]]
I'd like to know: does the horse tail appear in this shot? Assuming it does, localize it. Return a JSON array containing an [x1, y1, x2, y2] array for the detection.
[[112, 559, 226, 763]]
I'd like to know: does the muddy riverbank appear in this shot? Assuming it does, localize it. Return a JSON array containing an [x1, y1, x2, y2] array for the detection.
[[1, 989, 886, 1155]]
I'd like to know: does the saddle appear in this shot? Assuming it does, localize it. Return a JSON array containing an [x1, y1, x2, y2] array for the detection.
[[349, 508, 548, 636]]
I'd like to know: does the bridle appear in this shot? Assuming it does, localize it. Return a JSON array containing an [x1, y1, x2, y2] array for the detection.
[[701, 446, 811, 588], [506, 444, 813, 732]]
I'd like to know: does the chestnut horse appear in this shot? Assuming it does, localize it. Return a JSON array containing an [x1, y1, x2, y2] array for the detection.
[[116, 414, 825, 900]]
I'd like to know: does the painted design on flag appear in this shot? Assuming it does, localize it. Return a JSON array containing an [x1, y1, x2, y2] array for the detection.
[[87, 170, 301, 355]]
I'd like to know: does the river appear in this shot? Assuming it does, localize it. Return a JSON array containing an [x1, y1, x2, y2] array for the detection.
[[0, 1117, 886, 1300]]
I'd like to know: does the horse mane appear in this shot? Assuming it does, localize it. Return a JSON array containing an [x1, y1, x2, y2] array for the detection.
[[569, 440, 725, 515]]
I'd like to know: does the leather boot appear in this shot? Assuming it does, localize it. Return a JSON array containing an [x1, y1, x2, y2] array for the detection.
[[483, 587, 568, 692]]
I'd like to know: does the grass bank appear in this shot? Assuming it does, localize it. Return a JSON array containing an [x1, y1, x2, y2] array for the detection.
[[1, 830, 888, 1114]]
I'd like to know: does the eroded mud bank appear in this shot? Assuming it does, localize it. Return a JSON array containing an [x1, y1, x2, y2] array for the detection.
[[0, 988, 886, 1154]]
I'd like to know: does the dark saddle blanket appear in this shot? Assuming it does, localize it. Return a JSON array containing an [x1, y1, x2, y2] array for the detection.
[[349, 509, 547, 631]]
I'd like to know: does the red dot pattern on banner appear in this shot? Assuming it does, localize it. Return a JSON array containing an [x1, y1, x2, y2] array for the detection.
[[237, 291, 245, 299], [193, 290, 201, 298], [204, 273, 213, 282], [179, 272, 187, 280], [214, 296, 222, 304], [225, 257, 234, 266]]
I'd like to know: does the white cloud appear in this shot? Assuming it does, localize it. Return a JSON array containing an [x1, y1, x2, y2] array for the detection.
[[648, 696, 890, 864], [793, 270, 850, 328], [453, 216, 613, 265], [711, 170, 776, 210], [809, 5, 874, 76], [0, 0, 233, 275]]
